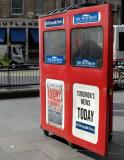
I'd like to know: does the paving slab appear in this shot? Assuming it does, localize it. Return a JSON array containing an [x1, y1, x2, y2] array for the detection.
[[0, 93, 123, 160], [10, 150, 51, 160], [0, 136, 36, 154]]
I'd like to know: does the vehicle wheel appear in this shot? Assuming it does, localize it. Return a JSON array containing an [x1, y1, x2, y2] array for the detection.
[[0, 63, 3, 69], [11, 63, 16, 69], [68, 141, 75, 148], [43, 130, 49, 136]]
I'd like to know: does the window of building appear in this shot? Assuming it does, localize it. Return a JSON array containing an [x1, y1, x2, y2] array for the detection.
[[71, 27, 103, 68], [119, 32, 124, 51], [44, 30, 66, 64], [86, 0, 97, 3], [11, 0, 24, 15], [35, 0, 44, 15], [74, 0, 79, 5], [28, 29, 39, 64], [61, 0, 67, 8], [0, 28, 7, 45]]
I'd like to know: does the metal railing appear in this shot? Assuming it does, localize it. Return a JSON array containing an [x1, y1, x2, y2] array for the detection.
[[113, 67, 124, 88], [0, 65, 39, 90]]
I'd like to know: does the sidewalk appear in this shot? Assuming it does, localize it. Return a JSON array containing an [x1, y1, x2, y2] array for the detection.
[[0, 92, 123, 160], [0, 85, 39, 99]]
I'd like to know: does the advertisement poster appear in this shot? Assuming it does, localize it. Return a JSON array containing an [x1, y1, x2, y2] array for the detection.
[[72, 83, 99, 144], [46, 79, 64, 129]]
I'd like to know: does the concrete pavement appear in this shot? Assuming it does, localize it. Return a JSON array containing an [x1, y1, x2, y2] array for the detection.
[[0, 85, 39, 99], [0, 91, 123, 160]]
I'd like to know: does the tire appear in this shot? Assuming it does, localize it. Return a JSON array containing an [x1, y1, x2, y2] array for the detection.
[[11, 63, 16, 69], [43, 130, 49, 136], [0, 63, 3, 69], [68, 141, 75, 148]]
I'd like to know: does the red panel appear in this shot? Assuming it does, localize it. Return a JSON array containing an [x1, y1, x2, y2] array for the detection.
[[39, 4, 113, 156], [66, 4, 113, 156], [39, 13, 69, 139]]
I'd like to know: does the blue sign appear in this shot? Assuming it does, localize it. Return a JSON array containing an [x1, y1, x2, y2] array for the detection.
[[45, 56, 64, 64], [45, 18, 64, 28], [74, 12, 101, 24], [75, 59, 96, 67], [76, 121, 95, 134]]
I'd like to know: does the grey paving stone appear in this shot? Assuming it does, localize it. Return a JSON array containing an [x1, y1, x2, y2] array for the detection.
[[0, 125, 14, 137], [0, 146, 10, 157], [31, 139, 92, 160], [0, 156, 13, 160], [0, 136, 36, 153], [0, 95, 123, 160], [0, 115, 39, 132], [15, 129, 45, 143], [10, 150, 51, 160], [112, 131, 124, 144]]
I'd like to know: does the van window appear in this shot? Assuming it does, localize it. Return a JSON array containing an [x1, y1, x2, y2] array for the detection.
[[119, 32, 124, 51], [44, 30, 66, 64], [71, 27, 103, 68]]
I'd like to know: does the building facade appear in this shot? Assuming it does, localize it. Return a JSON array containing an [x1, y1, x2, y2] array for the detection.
[[0, 0, 44, 63], [44, 0, 121, 24], [0, 0, 122, 64]]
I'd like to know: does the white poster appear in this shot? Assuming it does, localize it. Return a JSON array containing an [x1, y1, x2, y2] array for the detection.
[[72, 83, 99, 144], [46, 79, 64, 129]]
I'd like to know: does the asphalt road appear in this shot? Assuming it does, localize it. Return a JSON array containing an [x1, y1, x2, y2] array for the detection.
[[0, 90, 123, 160]]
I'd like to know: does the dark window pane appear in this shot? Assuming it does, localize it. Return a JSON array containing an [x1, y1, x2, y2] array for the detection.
[[35, 0, 44, 14], [12, 0, 22, 7], [71, 27, 103, 68], [12, 0, 23, 14], [74, 0, 78, 5], [12, 9, 23, 14], [119, 32, 124, 51], [44, 30, 66, 64], [61, 0, 66, 8]]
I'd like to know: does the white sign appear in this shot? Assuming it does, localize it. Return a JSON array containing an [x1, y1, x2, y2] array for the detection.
[[72, 83, 99, 144], [46, 79, 64, 129]]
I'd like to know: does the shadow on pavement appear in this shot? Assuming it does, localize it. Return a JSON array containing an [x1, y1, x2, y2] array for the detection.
[[49, 132, 124, 160]]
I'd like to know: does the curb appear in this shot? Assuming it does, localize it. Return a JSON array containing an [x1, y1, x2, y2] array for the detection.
[[0, 89, 39, 99]]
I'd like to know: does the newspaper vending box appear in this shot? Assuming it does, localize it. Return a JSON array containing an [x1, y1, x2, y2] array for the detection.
[[39, 4, 113, 156]]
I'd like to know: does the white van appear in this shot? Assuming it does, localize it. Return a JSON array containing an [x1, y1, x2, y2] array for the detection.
[[113, 25, 124, 66]]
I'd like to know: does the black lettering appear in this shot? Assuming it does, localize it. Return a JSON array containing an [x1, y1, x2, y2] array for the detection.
[[87, 110, 91, 121], [77, 107, 80, 119], [28, 22, 33, 26], [22, 22, 26, 26], [15, 22, 19, 26], [84, 109, 87, 120], [91, 111, 94, 122], [3, 22, 7, 26], [77, 107, 94, 122], [10, 22, 13, 26], [81, 99, 90, 106], [93, 93, 95, 99], [81, 108, 84, 119], [77, 91, 95, 99]]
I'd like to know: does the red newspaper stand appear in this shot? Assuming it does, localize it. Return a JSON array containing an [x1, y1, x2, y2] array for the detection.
[[39, 4, 113, 156]]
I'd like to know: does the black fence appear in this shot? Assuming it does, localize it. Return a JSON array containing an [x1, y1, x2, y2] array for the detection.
[[0, 65, 39, 90], [113, 67, 124, 88]]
